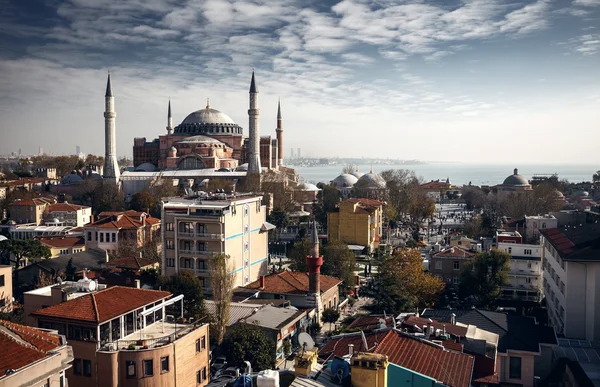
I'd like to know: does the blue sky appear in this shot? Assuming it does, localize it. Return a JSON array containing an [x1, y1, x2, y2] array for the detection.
[[0, 0, 599, 163]]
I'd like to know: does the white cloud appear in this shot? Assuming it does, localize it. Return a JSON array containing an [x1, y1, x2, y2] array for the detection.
[[574, 0, 600, 6]]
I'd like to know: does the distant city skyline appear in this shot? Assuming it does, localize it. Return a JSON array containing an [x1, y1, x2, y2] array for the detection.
[[1, 0, 599, 163]]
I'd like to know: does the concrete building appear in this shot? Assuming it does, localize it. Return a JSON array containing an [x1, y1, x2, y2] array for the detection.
[[8, 197, 55, 225], [38, 235, 86, 257], [29, 285, 210, 387], [0, 265, 12, 313], [430, 246, 476, 286], [540, 223, 600, 340], [524, 215, 557, 243], [161, 194, 270, 291], [328, 198, 384, 252], [0, 320, 73, 387], [43, 202, 92, 227], [84, 210, 160, 256], [496, 230, 523, 244], [497, 241, 544, 303]]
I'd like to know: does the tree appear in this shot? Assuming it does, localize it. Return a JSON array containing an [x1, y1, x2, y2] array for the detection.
[[221, 324, 276, 371], [157, 270, 206, 321], [321, 241, 356, 291], [130, 191, 155, 213], [594, 170, 600, 185], [288, 239, 311, 273], [65, 258, 76, 281], [459, 250, 510, 309], [462, 186, 487, 210], [321, 308, 340, 331], [312, 185, 342, 229], [368, 248, 444, 315], [209, 254, 235, 345], [266, 208, 289, 242], [380, 169, 421, 215], [0, 239, 51, 287]]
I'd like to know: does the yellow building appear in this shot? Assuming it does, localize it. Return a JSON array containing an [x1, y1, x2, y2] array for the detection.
[[327, 198, 384, 252], [161, 194, 271, 291]]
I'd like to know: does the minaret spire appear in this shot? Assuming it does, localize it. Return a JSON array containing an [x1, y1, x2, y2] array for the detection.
[[103, 70, 120, 183], [247, 69, 262, 183], [166, 98, 173, 135], [276, 98, 284, 168], [306, 219, 324, 316]]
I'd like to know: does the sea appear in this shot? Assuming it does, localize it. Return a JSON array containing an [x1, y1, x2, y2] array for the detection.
[[294, 163, 598, 187]]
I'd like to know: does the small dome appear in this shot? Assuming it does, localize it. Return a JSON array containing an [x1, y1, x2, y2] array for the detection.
[[357, 172, 386, 189], [551, 189, 565, 199], [331, 174, 358, 188], [297, 183, 320, 191], [502, 168, 529, 186], [135, 163, 158, 172], [0, 235, 8, 242], [170, 146, 177, 151], [235, 163, 248, 171], [62, 173, 83, 185], [349, 170, 364, 178]]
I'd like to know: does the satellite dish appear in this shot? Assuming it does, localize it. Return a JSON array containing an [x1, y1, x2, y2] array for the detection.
[[88, 280, 97, 292], [298, 332, 315, 351]]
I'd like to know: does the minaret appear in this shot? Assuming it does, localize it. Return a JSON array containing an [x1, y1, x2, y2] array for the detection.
[[103, 71, 120, 183], [276, 98, 284, 167], [247, 70, 262, 177], [306, 220, 323, 295], [166, 99, 173, 135]]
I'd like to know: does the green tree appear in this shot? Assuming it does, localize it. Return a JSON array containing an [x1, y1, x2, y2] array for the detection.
[[321, 308, 340, 331], [130, 191, 156, 213], [288, 239, 310, 273], [221, 324, 276, 371], [209, 254, 234, 345], [312, 185, 342, 229], [459, 250, 510, 309], [157, 270, 206, 321], [594, 170, 600, 185], [321, 241, 356, 291], [368, 248, 444, 315], [266, 208, 289, 242], [0, 239, 51, 287]]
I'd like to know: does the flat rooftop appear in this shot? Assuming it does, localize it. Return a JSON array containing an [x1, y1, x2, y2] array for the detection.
[[162, 194, 262, 209], [102, 321, 200, 351]]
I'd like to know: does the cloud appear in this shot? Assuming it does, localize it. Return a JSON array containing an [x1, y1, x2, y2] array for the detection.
[[562, 34, 600, 55], [574, 0, 600, 6]]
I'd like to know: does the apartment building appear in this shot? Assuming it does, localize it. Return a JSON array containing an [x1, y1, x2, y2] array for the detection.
[[524, 215, 557, 243], [29, 285, 210, 387], [540, 223, 600, 340], [8, 197, 55, 225], [84, 210, 160, 255], [497, 241, 544, 303], [328, 198, 384, 252], [38, 235, 86, 257], [0, 320, 73, 387], [43, 202, 92, 227], [0, 265, 12, 313], [161, 193, 270, 291], [430, 246, 476, 286]]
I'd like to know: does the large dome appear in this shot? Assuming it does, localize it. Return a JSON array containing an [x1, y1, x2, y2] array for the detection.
[[174, 105, 243, 136], [357, 172, 386, 189], [332, 174, 358, 188], [502, 168, 529, 186]]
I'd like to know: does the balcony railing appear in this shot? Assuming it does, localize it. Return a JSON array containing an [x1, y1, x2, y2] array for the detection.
[[179, 249, 213, 256], [98, 323, 201, 352], [177, 231, 223, 240]]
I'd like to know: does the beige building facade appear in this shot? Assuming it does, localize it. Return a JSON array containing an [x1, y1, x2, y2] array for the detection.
[[0, 265, 12, 313], [161, 194, 269, 291], [8, 197, 55, 225]]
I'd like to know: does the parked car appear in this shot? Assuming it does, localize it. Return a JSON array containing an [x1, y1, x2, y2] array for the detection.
[[210, 356, 227, 376]]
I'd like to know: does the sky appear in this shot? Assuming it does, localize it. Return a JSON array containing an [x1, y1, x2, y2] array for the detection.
[[0, 0, 599, 163]]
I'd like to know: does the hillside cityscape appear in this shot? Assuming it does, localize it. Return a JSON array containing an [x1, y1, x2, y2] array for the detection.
[[1, 1, 600, 387]]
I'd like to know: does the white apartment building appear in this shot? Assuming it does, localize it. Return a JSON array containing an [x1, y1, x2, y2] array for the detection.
[[498, 242, 544, 303], [44, 202, 92, 227], [161, 193, 271, 291], [524, 215, 557, 243], [540, 223, 600, 340]]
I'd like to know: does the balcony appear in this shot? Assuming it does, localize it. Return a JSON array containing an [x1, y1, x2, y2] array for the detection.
[[177, 231, 224, 240], [179, 249, 213, 256], [98, 321, 201, 352]]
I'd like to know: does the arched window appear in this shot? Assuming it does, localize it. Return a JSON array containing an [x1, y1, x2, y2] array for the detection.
[[178, 155, 205, 170]]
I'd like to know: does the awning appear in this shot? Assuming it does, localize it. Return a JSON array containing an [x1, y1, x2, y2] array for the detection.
[[347, 245, 365, 251], [261, 222, 277, 232]]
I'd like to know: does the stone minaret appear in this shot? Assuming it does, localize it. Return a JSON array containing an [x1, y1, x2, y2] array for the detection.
[[276, 99, 283, 167], [247, 70, 262, 176], [166, 99, 173, 135], [307, 220, 323, 294], [103, 71, 120, 183]]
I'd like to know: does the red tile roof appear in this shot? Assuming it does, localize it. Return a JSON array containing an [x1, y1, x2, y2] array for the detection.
[[9, 197, 55, 207], [347, 315, 394, 331], [375, 330, 474, 387], [86, 211, 159, 230], [47, 203, 90, 212], [403, 315, 468, 337], [32, 286, 171, 323], [106, 256, 160, 270], [321, 329, 474, 387], [37, 236, 85, 248], [0, 320, 63, 377], [432, 246, 476, 259], [243, 271, 343, 295]]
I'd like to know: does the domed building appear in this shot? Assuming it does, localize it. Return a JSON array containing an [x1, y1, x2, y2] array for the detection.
[[497, 168, 533, 199], [356, 171, 386, 190], [349, 169, 364, 179], [331, 173, 358, 198]]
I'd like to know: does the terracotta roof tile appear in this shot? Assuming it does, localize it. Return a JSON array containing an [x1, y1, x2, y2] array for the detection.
[[0, 320, 63, 377], [347, 315, 394, 331], [432, 246, 476, 259], [243, 271, 342, 295], [106, 256, 160, 270], [37, 236, 85, 248], [320, 331, 383, 357], [32, 286, 171, 323], [403, 315, 468, 337], [9, 197, 55, 207]]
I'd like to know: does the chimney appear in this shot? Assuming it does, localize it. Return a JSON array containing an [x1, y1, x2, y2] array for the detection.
[[451, 313, 456, 325], [348, 344, 354, 356], [134, 279, 141, 289], [426, 320, 432, 339], [259, 275, 265, 289]]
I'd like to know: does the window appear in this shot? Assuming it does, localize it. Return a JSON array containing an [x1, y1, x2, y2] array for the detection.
[[0, 274, 4, 287], [542, 223, 547, 229], [453, 261, 460, 270], [509, 356, 522, 379], [197, 367, 207, 384], [83, 359, 92, 377], [100, 233, 104, 242], [453, 276, 459, 284], [166, 239, 174, 249], [160, 356, 169, 373], [527, 263, 532, 268], [126, 361, 136, 378], [167, 222, 174, 231], [524, 249, 532, 255], [143, 359, 153, 376], [202, 367, 207, 381], [508, 247, 512, 254], [244, 241, 249, 252], [435, 261, 442, 270], [112, 233, 116, 242], [526, 277, 531, 284], [95, 231, 98, 241], [87, 232, 91, 241], [201, 335, 206, 350], [196, 338, 201, 352], [167, 258, 175, 267], [73, 358, 82, 375]]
